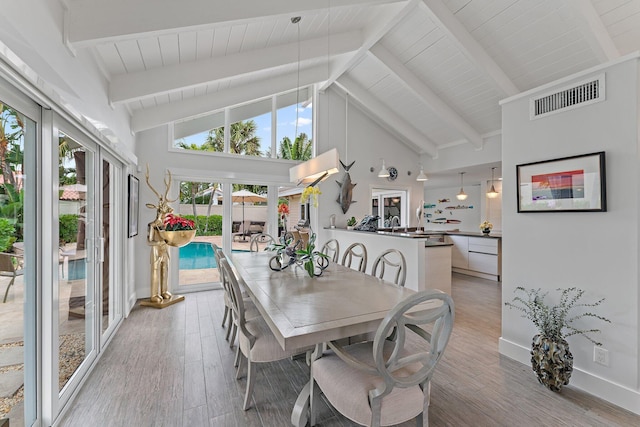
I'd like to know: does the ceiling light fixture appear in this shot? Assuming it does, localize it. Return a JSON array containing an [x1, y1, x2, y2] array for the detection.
[[416, 164, 428, 182], [487, 167, 499, 198], [456, 172, 468, 201], [378, 159, 390, 178]]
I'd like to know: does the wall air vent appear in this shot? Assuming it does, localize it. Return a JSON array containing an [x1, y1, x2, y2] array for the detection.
[[530, 74, 605, 120]]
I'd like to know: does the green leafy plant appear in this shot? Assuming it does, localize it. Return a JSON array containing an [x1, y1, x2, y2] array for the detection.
[[295, 233, 329, 278], [59, 214, 79, 245], [505, 287, 610, 346], [347, 216, 357, 227], [0, 218, 16, 252]]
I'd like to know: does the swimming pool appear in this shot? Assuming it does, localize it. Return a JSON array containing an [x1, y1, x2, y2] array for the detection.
[[179, 242, 248, 270], [179, 242, 216, 269]]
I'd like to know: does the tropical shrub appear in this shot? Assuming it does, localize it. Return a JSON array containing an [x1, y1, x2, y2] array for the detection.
[[59, 214, 79, 244], [0, 218, 16, 252]]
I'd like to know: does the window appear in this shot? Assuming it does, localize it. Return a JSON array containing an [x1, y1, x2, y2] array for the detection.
[[172, 87, 313, 159], [276, 88, 312, 160], [372, 189, 408, 228]]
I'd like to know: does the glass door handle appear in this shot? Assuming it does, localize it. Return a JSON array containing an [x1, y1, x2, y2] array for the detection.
[[98, 237, 105, 263]]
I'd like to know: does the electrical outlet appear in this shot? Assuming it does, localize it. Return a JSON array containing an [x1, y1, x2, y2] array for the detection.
[[594, 346, 609, 366]]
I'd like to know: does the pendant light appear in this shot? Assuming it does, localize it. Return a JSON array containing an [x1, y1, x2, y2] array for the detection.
[[416, 164, 428, 182], [292, 16, 301, 141], [456, 172, 468, 201], [378, 159, 390, 178], [487, 167, 499, 198]]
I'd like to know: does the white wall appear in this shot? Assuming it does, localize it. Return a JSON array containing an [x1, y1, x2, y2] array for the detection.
[[500, 55, 640, 413], [315, 88, 426, 239], [423, 185, 481, 232]]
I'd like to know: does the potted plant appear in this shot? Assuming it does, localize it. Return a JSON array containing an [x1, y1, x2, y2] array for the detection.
[[505, 287, 610, 391], [159, 213, 196, 247], [479, 220, 492, 235], [277, 202, 289, 236], [346, 216, 357, 230]]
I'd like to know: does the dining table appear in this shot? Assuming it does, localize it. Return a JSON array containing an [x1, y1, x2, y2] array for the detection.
[[227, 251, 442, 426]]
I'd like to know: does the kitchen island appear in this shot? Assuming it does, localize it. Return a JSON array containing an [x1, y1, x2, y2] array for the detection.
[[323, 228, 452, 294]]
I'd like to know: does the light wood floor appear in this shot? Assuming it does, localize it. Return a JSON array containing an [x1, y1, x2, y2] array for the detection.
[[59, 274, 640, 426]]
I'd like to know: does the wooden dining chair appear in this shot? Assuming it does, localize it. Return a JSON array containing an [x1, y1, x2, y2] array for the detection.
[[320, 239, 340, 263], [213, 244, 258, 345], [341, 242, 368, 273], [371, 249, 407, 287], [311, 290, 454, 427], [1, 253, 24, 303], [249, 233, 275, 252], [218, 257, 313, 410], [213, 244, 234, 340]]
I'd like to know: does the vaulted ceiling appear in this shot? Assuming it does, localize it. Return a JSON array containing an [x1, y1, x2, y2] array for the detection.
[[65, 0, 640, 159]]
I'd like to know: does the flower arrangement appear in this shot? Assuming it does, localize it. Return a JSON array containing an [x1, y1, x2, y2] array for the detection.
[[277, 202, 290, 216], [479, 220, 493, 231], [301, 186, 321, 207], [504, 287, 610, 345], [163, 213, 195, 231]]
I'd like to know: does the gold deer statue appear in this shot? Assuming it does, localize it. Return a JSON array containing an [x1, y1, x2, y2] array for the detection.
[[140, 165, 186, 308]]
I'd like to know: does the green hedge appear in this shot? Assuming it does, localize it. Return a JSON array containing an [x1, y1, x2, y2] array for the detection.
[[182, 214, 222, 236], [59, 214, 79, 244]]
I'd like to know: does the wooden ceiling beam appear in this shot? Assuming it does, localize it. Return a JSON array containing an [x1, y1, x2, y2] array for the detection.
[[318, 0, 421, 93], [420, 0, 519, 97], [131, 64, 328, 133], [65, 0, 405, 47], [110, 30, 361, 104], [566, 0, 619, 63], [369, 44, 483, 149]]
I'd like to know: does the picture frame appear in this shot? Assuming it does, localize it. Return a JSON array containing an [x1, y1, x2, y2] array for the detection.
[[517, 151, 606, 213], [128, 175, 140, 237]]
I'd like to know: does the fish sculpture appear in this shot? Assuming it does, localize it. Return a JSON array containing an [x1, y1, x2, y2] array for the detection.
[[336, 160, 356, 214]]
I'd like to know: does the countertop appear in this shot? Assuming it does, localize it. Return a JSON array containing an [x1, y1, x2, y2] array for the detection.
[[324, 227, 502, 241]]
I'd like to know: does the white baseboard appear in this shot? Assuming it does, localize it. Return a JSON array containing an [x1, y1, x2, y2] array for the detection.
[[126, 291, 137, 317], [499, 337, 640, 415], [452, 267, 500, 282]]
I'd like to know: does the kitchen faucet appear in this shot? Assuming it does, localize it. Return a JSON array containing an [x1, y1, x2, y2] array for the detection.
[[390, 215, 400, 232]]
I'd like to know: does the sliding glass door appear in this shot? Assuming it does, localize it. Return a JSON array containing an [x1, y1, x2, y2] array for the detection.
[[53, 115, 124, 417], [0, 87, 39, 427]]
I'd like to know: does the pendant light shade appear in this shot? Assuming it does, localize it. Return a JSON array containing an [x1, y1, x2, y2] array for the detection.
[[456, 172, 468, 201], [487, 167, 499, 198], [378, 159, 390, 178], [416, 165, 428, 182]]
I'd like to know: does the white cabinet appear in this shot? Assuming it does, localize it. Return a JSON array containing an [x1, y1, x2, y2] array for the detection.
[[468, 252, 499, 275], [449, 235, 501, 281], [449, 235, 469, 269]]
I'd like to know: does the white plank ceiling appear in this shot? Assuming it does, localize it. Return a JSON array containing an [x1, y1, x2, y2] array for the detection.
[[66, 0, 640, 160]]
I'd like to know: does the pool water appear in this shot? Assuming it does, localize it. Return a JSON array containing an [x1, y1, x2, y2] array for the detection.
[[179, 242, 216, 269], [179, 242, 248, 270]]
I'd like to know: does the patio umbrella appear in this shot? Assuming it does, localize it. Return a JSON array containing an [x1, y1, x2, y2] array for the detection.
[[229, 189, 267, 236]]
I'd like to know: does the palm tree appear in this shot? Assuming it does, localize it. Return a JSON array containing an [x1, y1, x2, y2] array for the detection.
[[203, 120, 262, 156], [0, 104, 24, 188], [278, 133, 312, 161]]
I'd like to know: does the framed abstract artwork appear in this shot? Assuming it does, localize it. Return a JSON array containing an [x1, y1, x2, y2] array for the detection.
[[517, 152, 606, 212]]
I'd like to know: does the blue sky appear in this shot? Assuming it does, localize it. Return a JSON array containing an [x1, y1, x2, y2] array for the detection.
[[178, 103, 312, 156]]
